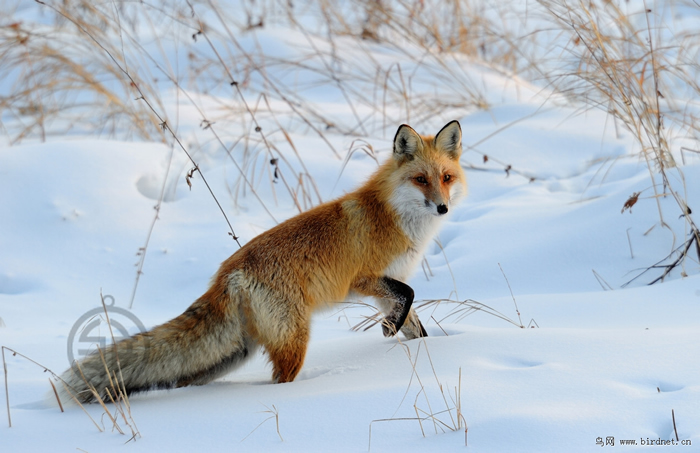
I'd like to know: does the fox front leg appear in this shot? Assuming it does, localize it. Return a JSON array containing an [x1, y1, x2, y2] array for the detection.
[[391, 305, 428, 340], [376, 277, 416, 337], [352, 276, 427, 339]]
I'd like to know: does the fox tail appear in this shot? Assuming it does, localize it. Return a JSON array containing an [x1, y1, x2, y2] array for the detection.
[[59, 291, 255, 404]]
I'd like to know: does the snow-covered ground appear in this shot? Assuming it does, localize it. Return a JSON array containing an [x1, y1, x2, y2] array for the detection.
[[2, 1, 699, 451]]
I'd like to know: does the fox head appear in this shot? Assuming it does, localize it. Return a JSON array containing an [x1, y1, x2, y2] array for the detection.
[[387, 120, 467, 219]]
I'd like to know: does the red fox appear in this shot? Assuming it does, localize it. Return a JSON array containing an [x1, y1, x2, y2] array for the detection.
[[60, 121, 467, 403]]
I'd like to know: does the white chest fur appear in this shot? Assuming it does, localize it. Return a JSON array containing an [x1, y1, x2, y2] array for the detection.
[[385, 197, 445, 281]]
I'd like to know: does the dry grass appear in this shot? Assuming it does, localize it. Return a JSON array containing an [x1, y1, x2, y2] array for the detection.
[[1, 0, 512, 145], [0, 1, 166, 142], [368, 339, 466, 450], [352, 297, 527, 334], [539, 0, 700, 281], [2, 343, 139, 437], [5, 1, 696, 288]]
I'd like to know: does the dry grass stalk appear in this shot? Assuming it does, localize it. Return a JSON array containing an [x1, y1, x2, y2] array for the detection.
[[48, 378, 64, 413], [1, 345, 106, 431], [241, 403, 283, 442], [2, 347, 69, 427], [498, 262, 523, 328], [367, 337, 465, 450], [672, 409, 679, 442], [352, 296, 526, 334], [2, 346, 10, 427]]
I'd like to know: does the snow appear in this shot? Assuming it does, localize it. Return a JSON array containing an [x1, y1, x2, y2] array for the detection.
[[2, 1, 699, 452]]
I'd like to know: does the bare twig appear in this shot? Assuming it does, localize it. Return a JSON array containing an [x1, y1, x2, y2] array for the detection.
[[592, 269, 614, 291], [2, 346, 72, 428], [2, 346, 10, 427], [672, 409, 679, 442], [241, 404, 283, 442], [129, 144, 175, 308], [499, 263, 523, 328], [49, 378, 64, 412]]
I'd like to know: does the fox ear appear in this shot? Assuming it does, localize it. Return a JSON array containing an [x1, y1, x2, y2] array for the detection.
[[393, 124, 424, 162], [434, 120, 462, 160]]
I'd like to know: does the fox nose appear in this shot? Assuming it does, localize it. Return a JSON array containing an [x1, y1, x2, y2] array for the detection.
[[437, 204, 448, 215]]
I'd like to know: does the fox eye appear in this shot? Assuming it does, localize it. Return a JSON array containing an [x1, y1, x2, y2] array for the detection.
[[416, 176, 428, 184], [443, 174, 452, 182]]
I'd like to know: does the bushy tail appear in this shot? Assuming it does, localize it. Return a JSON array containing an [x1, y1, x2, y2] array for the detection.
[[59, 294, 256, 404]]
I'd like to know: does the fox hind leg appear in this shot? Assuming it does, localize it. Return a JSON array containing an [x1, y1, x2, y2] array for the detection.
[[253, 294, 311, 383], [266, 326, 309, 383]]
